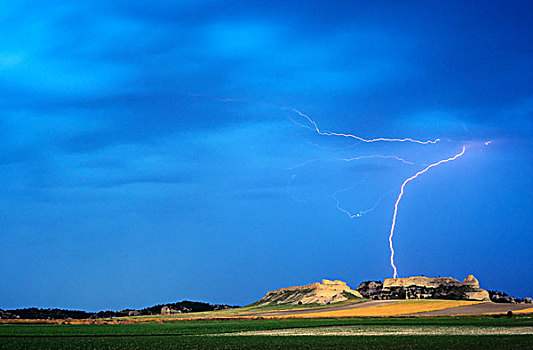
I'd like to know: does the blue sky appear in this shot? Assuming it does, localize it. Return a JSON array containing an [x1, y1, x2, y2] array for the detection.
[[1, 1, 532, 311]]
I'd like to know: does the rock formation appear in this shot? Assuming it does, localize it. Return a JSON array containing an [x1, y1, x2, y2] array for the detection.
[[255, 279, 363, 305], [356, 281, 383, 298], [357, 274, 491, 301], [462, 274, 480, 288], [489, 290, 533, 304]]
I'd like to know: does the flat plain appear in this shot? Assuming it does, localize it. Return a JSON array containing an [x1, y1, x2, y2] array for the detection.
[[2, 314, 533, 349]]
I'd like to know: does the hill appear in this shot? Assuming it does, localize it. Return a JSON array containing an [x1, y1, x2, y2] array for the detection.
[[253, 279, 363, 306], [0, 301, 238, 320]]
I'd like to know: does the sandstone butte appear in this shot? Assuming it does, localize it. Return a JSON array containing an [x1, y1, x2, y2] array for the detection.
[[256, 279, 363, 305], [258, 274, 492, 306], [382, 274, 490, 301]]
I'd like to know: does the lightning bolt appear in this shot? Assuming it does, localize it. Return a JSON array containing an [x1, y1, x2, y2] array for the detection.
[[342, 155, 415, 165], [292, 109, 440, 144], [332, 155, 414, 219], [283, 159, 322, 170], [388, 146, 466, 278], [333, 191, 389, 219], [212, 98, 469, 279], [284, 154, 414, 171], [210, 97, 439, 145], [333, 193, 363, 219], [285, 154, 414, 215]]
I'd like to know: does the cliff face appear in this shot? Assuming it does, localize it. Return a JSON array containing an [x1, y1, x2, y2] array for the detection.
[[383, 276, 463, 289], [256, 279, 363, 305], [357, 275, 490, 301], [356, 281, 383, 299]]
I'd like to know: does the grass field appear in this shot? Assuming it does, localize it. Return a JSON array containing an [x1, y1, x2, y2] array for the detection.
[[1, 316, 532, 349], [1, 334, 533, 350]]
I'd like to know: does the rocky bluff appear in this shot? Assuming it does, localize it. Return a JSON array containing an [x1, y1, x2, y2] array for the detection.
[[357, 275, 490, 301], [254, 275, 531, 306], [357, 274, 530, 303], [255, 279, 363, 305]]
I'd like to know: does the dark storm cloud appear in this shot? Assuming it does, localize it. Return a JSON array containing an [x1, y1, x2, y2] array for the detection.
[[3, 0, 530, 152]]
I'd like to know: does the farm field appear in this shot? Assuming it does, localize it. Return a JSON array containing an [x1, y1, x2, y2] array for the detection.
[[1, 316, 532, 349], [118, 299, 533, 320], [1, 334, 533, 350], [295, 300, 482, 318]]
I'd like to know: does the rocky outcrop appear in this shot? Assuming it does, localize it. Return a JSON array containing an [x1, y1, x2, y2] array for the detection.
[[356, 281, 383, 298], [255, 279, 363, 305], [462, 274, 480, 288], [357, 275, 490, 301], [383, 276, 463, 289], [463, 289, 491, 302], [381, 275, 490, 301], [160, 306, 181, 315], [489, 290, 533, 304]]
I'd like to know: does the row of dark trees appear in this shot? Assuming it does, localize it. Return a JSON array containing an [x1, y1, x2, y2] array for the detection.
[[1, 301, 238, 319]]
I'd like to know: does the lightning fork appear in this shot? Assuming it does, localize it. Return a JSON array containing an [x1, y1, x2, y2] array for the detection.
[[388, 146, 466, 278], [292, 109, 440, 145]]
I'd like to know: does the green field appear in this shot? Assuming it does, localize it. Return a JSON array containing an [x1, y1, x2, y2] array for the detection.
[[1, 317, 532, 349], [2, 335, 533, 350]]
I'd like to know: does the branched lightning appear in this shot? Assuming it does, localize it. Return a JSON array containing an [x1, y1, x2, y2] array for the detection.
[[342, 155, 415, 165], [292, 109, 440, 144], [333, 190, 389, 219], [212, 98, 469, 279], [284, 154, 414, 171], [388, 146, 466, 278], [285, 154, 414, 215], [331, 155, 414, 219], [333, 193, 362, 219]]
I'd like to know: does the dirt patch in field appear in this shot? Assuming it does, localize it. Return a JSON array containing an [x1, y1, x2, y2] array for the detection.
[[230, 325, 533, 336], [413, 303, 533, 316]]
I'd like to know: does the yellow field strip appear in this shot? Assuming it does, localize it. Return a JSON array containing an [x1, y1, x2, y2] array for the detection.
[[294, 300, 484, 318], [506, 308, 533, 315]]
